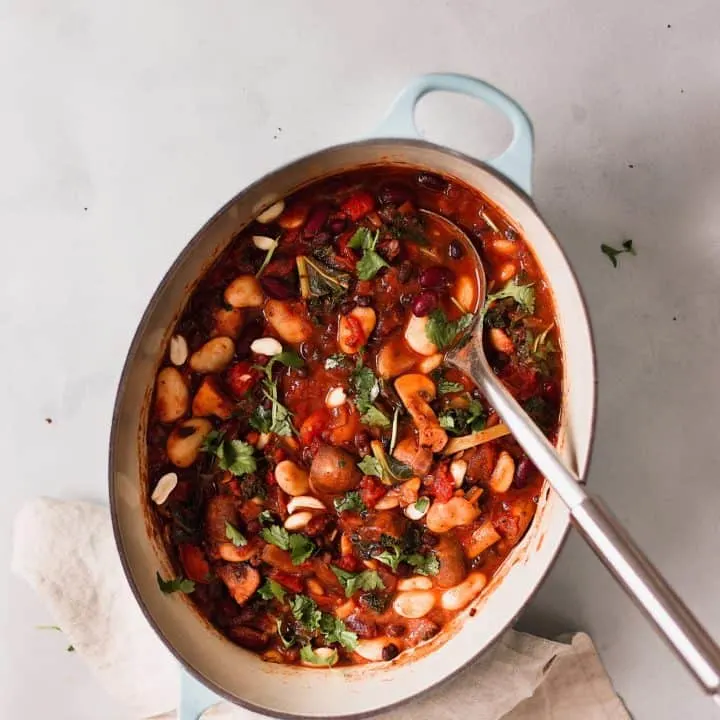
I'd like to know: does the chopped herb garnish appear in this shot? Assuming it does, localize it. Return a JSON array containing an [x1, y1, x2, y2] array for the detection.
[[288, 533, 316, 565], [360, 405, 390, 428], [225, 521, 247, 547], [203, 434, 257, 476], [257, 510, 275, 526], [300, 645, 338, 666], [325, 353, 351, 370], [261, 525, 316, 565], [290, 594, 322, 631], [374, 545, 403, 572], [601, 239, 636, 267], [276, 618, 296, 648], [405, 552, 440, 576], [258, 579, 286, 602], [357, 455, 383, 478], [412, 496, 431, 514], [331, 567, 385, 598], [438, 398, 487, 435], [484, 278, 535, 316], [156, 572, 195, 595], [253, 350, 304, 436], [350, 358, 380, 413], [348, 227, 389, 281], [438, 378, 464, 394], [425, 309, 475, 350], [334, 491, 367, 514], [319, 613, 358, 651]]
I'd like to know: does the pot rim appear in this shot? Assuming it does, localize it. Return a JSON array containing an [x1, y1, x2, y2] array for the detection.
[[108, 136, 598, 719]]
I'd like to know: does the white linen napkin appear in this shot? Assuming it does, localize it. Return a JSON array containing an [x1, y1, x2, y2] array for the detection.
[[12, 498, 629, 720]]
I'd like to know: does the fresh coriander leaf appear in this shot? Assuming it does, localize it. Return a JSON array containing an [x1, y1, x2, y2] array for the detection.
[[319, 613, 358, 650], [260, 524, 290, 550], [156, 572, 195, 595], [325, 353, 350, 370], [347, 227, 372, 250], [260, 389, 295, 437], [249, 404, 273, 433], [225, 521, 247, 547], [334, 491, 367, 514], [360, 405, 390, 428], [350, 360, 380, 413], [357, 455, 383, 478], [438, 378, 464, 394], [300, 644, 338, 666], [331, 567, 385, 598], [257, 510, 275, 526], [425, 309, 476, 350], [356, 250, 390, 281], [439, 413, 455, 431], [275, 618, 296, 648], [216, 439, 257, 476], [288, 533, 316, 565], [374, 545, 403, 572], [201, 430, 225, 455], [348, 228, 389, 280], [273, 350, 304, 369], [601, 239, 636, 267], [258, 579, 286, 602], [405, 552, 440, 577], [290, 594, 322, 631], [484, 278, 535, 315]]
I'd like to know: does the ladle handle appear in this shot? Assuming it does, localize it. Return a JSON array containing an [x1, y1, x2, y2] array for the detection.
[[457, 343, 720, 702], [374, 73, 534, 194]]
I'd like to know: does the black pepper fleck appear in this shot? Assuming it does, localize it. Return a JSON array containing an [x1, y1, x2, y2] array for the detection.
[[45, 417, 53, 424]]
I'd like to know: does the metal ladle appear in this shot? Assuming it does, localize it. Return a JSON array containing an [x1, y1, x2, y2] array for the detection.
[[420, 209, 720, 706]]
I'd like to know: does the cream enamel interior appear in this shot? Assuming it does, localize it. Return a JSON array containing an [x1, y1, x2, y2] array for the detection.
[[110, 140, 595, 718]]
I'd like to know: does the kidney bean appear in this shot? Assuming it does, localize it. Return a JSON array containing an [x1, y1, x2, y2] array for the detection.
[[514, 457, 536, 488], [355, 295, 372, 307], [378, 183, 412, 206], [448, 240, 464, 259], [303, 203, 330, 237], [417, 172, 449, 193], [419, 265, 455, 290], [345, 614, 378, 639], [411, 291, 439, 317], [328, 216, 347, 234], [382, 643, 400, 661], [260, 276, 297, 300]]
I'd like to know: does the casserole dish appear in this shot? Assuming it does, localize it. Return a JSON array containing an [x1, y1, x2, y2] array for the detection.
[[109, 73, 596, 719]]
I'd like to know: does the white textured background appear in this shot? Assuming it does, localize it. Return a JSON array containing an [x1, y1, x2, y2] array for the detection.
[[1, 1, 719, 718]]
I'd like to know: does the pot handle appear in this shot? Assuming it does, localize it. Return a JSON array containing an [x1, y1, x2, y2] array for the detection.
[[374, 73, 534, 195], [178, 669, 221, 720]]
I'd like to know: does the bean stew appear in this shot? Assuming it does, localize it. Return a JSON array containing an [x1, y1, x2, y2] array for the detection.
[[147, 168, 561, 667]]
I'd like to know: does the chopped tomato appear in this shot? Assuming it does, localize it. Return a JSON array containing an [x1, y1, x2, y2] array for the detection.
[[334, 553, 362, 572], [342, 313, 365, 351], [226, 361, 261, 398], [360, 475, 386, 509], [299, 409, 330, 447], [341, 191, 375, 221], [179, 544, 210, 583], [269, 571, 304, 593], [427, 462, 455, 503]]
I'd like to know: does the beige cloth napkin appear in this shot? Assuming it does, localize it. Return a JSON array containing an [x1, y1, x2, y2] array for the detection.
[[12, 498, 629, 720]]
